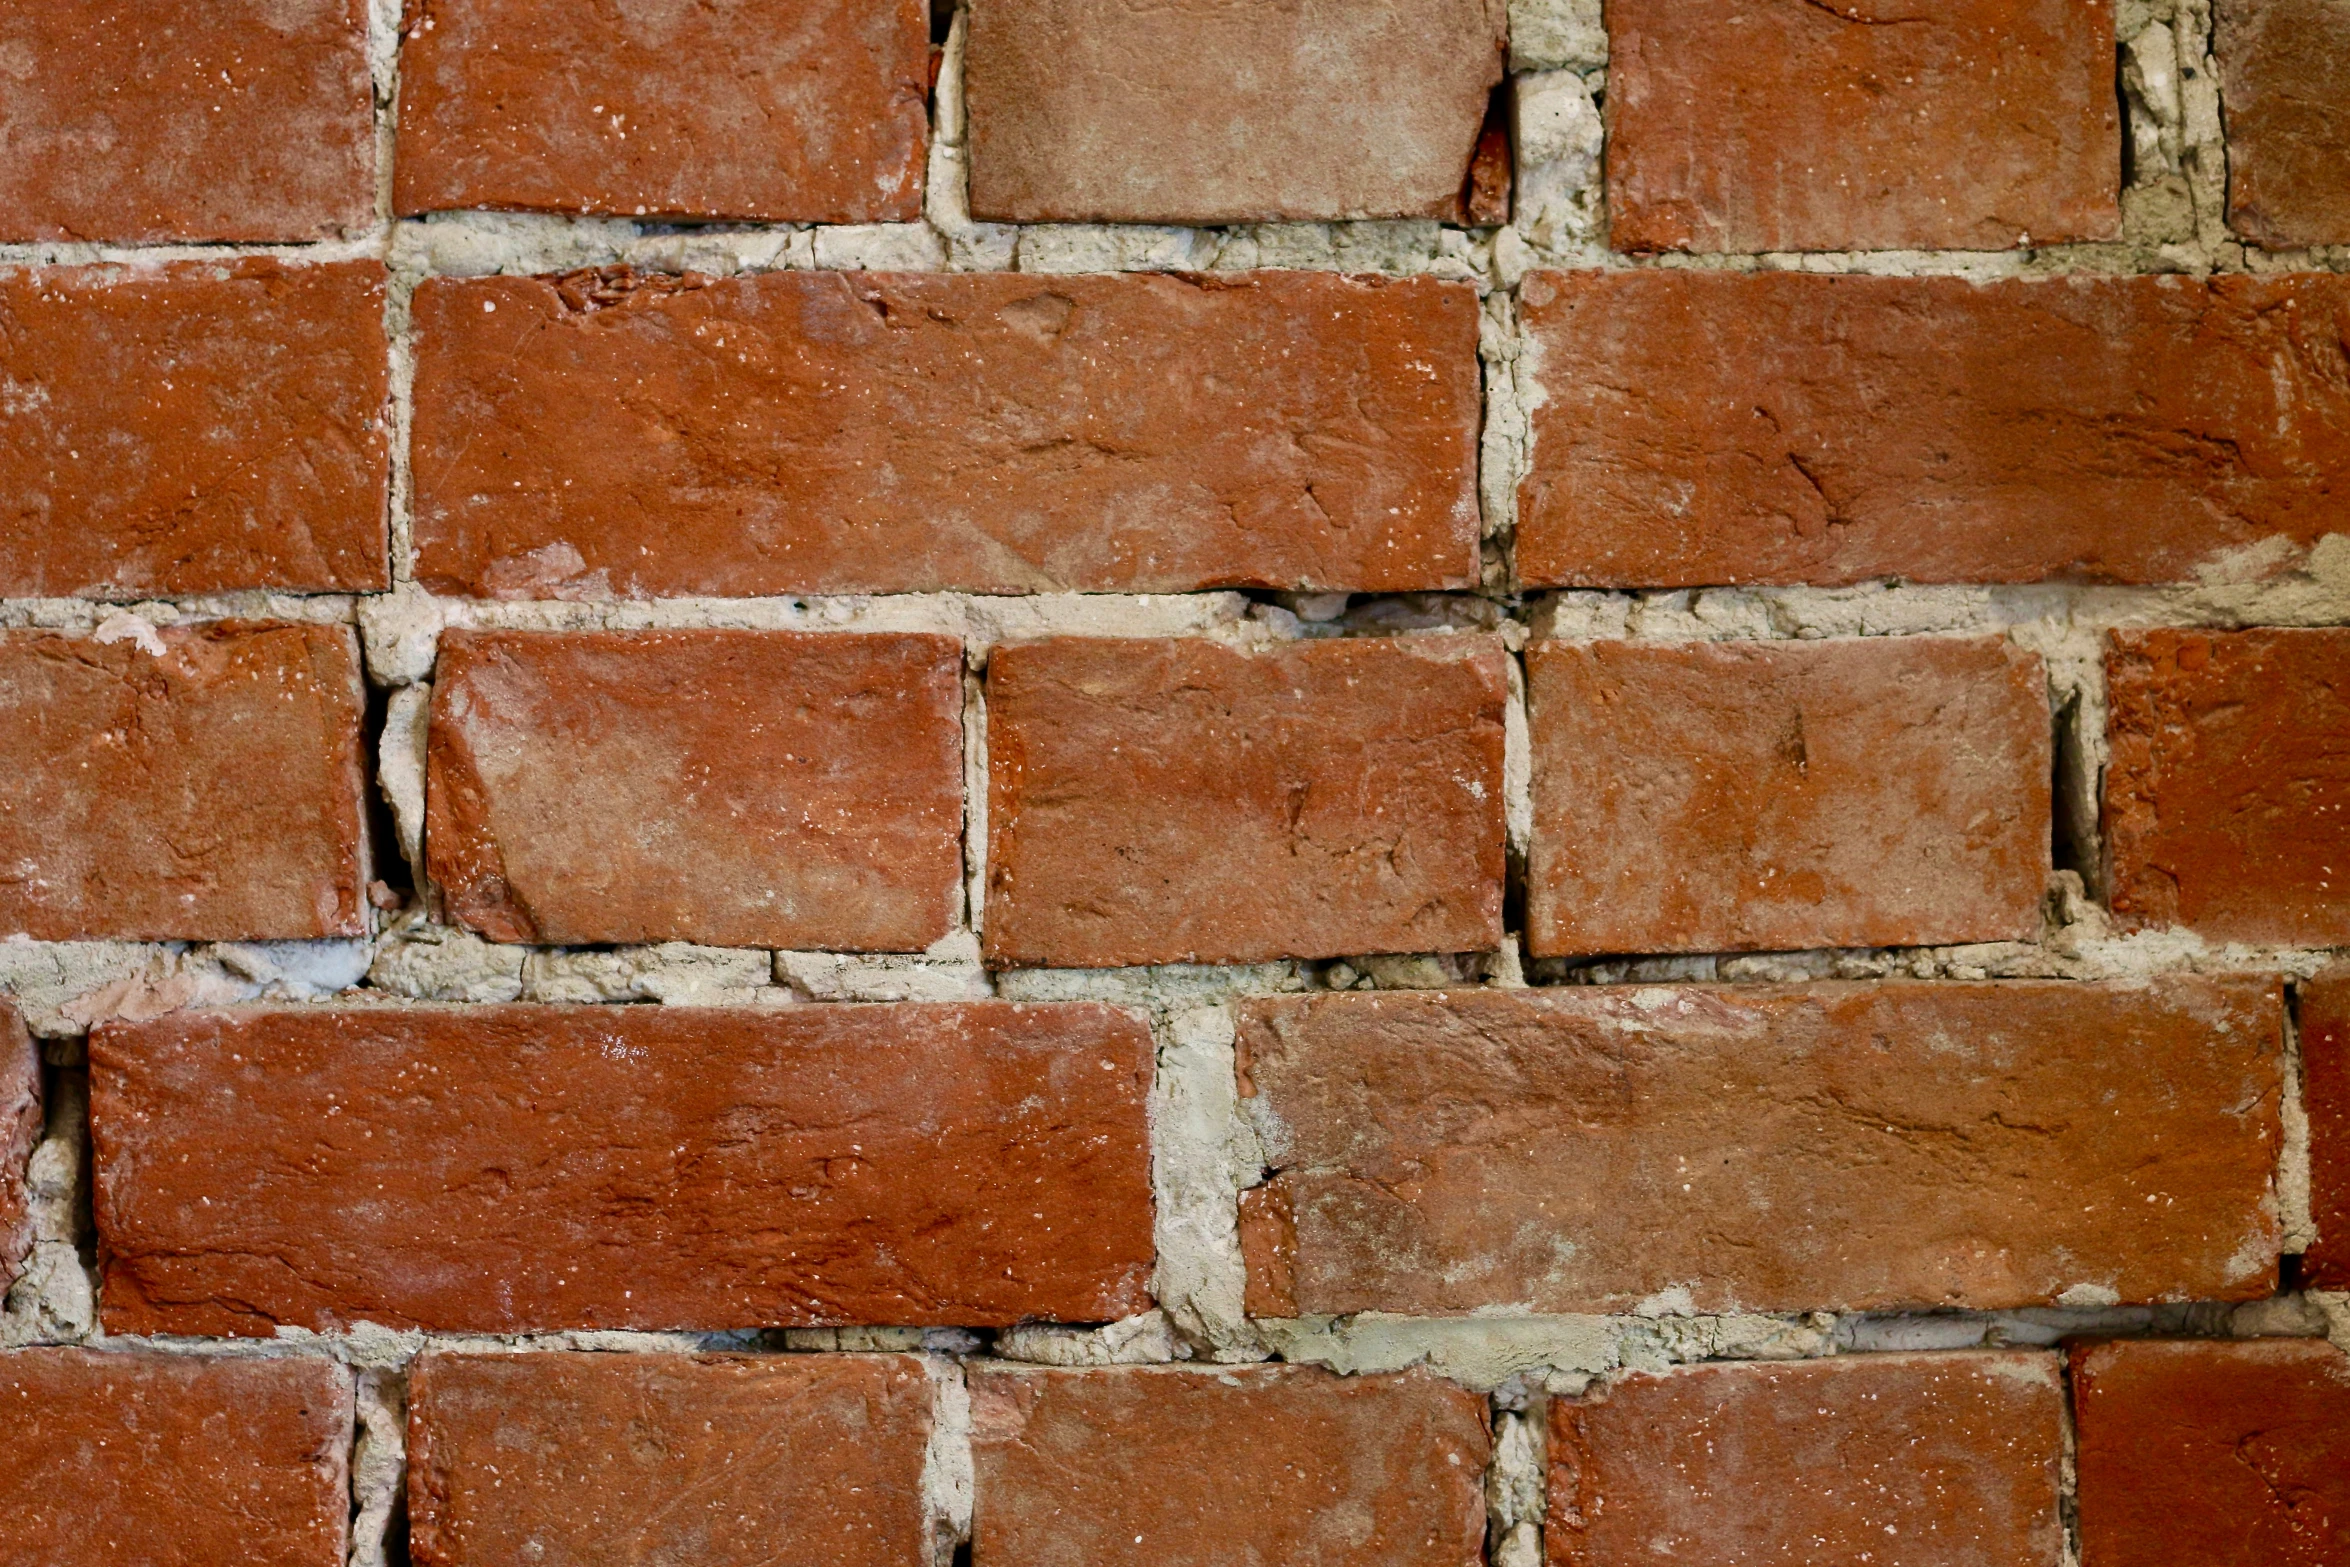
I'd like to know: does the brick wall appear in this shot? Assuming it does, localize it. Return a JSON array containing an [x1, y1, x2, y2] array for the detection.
[[1, 1, 2346, 1563]]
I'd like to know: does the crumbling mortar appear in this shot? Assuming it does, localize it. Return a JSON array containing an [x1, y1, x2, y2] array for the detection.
[[2280, 980, 2317, 1253]]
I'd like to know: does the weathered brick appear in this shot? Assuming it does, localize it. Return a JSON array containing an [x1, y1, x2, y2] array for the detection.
[[984, 636, 1507, 969], [1604, 0, 2118, 253], [1236, 979, 2280, 1317], [0, 261, 390, 596], [0, 3, 372, 242], [2105, 629, 2350, 944], [2071, 1339, 2350, 1567], [428, 630, 965, 950], [411, 269, 1480, 597], [1548, 1353, 2064, 1566], [2217, 0, 2350, 248], [2299, 967, 2350, 1289], [0, 1002, 35, 1291], [0, 624, 370, 942], [395, 0, 925, 223], [970, 1366, 1488, 1567], [965, 0, 1505, 223], [1515, 270, 2350, 588], [0, 1349, 351, 1566], [1527, 636, 2049, 957], [409, 1352, 934, 1566], [92, 1002, 1155, 1335]]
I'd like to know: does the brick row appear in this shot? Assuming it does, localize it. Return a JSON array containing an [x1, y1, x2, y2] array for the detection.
[[13, 1, 2344, 246], [7, 622, 2348, 959], [1239, 978, 2283, 1316], [406, 268, 1482, 598], [74, 975, 2290, 1336], [12, 1342, 2339, 1565], [89, 1001, 1154, 1335], [6, 263, 2350, 600]]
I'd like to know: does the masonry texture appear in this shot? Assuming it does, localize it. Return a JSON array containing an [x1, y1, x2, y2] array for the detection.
[[1, 0, 2346, 1561]]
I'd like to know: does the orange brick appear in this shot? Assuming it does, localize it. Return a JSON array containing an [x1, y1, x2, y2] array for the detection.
[[984, 636, 1507, 968], [1549, 1353, 2064, 1566], [394, 0, 927, 222], [1238, 979, 2281, 1316], [428, 630, 965, 950], [1527, 636, 2049, 957], [1605, 0, 2118, 252], [0, 262, 390, 596], [0, 624, 370, 941], [409, 1352, 934, 1566], [1515, 270, 2350, 588], [410, 269, 1480, 596], [0, 1350, 351, 1565], [93, 1003, 1155, 1335], [971, 1366, 1488, 1567], [2072, 1339, 2350, 1567], [2105, 628, 2350, 944]]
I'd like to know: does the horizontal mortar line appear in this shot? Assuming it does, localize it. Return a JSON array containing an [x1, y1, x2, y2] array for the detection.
[[59, 1293, 2345, 1365], [4, 221, 2342, 282], [5, 584, 2345, 636]]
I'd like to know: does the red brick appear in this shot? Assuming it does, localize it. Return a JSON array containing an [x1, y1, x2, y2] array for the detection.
[[0, 624, 370, 942], [394, 0, 926, 222], [1515, 270, 2350, 588], [409, 1352, 934, 1566], [1235, 979, 2280, 1317], [0, 3, 372, 243], [2105, 628, 2350, 945], [0, 260, 390, 596], [411, 269, 1480, 597], [428, 629, 965, 950], [1548, 1353, 2064, 1567], [91, 1002, 1155, 1335], [1605, 0, 2118, 253], [2071, 1339, 2350, 1567], [0, 1002, 34, 1291], [2217, 0, 2350, 248], [970, 1365, 1487, 1567], [0, 1349, 351, 1566], [1527, 636, 2049, 957], [2299, 967, 2350, 1289], [965, 0, 1505, 223], [984, 636, 1507, 969]]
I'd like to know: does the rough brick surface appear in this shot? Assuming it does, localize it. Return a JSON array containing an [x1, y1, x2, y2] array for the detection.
[[2298, 967, 2350, 1289], [970, 1366, 1488, 1567], [411, 269, 1480, 597], [984, 637, 1507, 969], [0, 624, 370, 942], [1526, 636, 2049, 957], [92, 1003, 1155, 1335], [408, 1352, 934, 1567], [1515, 270, 2350, 587], [428, 630, 965, 950], [0, 1350, 351, 1566], [0, 261, 391, 596], [394, 0, 926, 223], [0, 1001, 35, 1290], [0, 3, 372, 242], [1236, 979, 2280, 1316], [2105, 629, 2350, 944], [2072, 1339, 2350, 1566], [2217, 0, 2350, 247], [965, 0, 1506, 223], [1604, 0, 2118, 253], [1548, 1353, 2064, 1567]]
